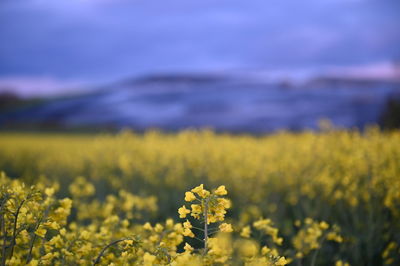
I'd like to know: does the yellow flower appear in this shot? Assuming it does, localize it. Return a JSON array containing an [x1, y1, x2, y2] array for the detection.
[[240, 226, 251, 238], [166, 218, 174, 228], [183, 228, 195, 238], [45, 187, 55, 197], [253, 218, 271, 229], [124, 239, 134, 246], [178, 206, 191, 218], [191, 184, 204, 194], [35, 227, 47, 238], [217, 198, 231, 209], [214, 185, 228, 196], [174, 253, 202, 265], [60, 198, 72, 209], [42, 252, 59, 260], [326, 232, 343, 243], [335, 260, 350, 266], [191, 184, 210, 198], [274, 237, 283, 245], [219, 223, 233, 233], [59, 228, 67, 236], [208, 235, 233, 262], [319, 221, 329, 230], [191, 204, 202, 213], [237, 239, 258, 258], [27, 259, 39, 266], [42, 221, 60, 230], [183, 220, 192, 229], [190, 204, 202, 219], [80, 230, 91, 240], [143, 222, 153, 230], [8, 257, 22, 265], [184, 243, 194, 253], [261, 246, 270, 255], [276, 257, 289, 265], [143, 252, 156, 266], [154, 223, 164, 233], [185, 192, 196, 202]]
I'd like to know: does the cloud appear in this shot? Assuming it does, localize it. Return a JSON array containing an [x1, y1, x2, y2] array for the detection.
[[0, 76, 88, 98], [0, 0, 399, 83]]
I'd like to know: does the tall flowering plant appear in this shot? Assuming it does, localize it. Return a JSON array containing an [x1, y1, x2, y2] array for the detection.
[[178, 184, 232, 254]]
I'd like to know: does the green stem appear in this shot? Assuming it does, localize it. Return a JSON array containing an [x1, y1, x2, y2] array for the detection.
[[26, 216, 43, 264], [310, 248, 320, 266], [191, 226, 205, 232], [193, 236, 205, 243], [93, 238, 129, 265], [9, 199, 25, 259], [203, 199, 208, 255]]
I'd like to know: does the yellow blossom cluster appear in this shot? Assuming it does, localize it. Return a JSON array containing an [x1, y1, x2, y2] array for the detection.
[[292, 218, 342, 260], [179, 184, 230, 223], [0, 177, 289, 265], [178, 184, 234, 254], [178, 186, 289, 265]]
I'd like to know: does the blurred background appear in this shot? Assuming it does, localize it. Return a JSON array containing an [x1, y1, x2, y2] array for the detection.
[[0, 0, 399, 132]]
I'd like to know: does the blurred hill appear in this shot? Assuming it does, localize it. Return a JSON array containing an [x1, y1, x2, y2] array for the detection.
[[0, 72, 399, 133]]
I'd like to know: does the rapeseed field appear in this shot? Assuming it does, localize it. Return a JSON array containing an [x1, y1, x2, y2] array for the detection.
[[0, 128, 399, 265]]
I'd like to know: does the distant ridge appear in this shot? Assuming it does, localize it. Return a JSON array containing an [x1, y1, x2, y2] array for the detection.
[[132, 73, 228, 85], [0, 71, 398, 132]]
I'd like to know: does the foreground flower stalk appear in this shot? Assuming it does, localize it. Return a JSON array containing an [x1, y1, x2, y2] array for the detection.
[[178, 184, 231, 256]]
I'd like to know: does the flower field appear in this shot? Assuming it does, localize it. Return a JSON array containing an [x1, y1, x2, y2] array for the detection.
[[0, 128, 399, 265]]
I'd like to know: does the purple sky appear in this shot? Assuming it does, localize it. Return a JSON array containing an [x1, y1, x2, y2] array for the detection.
[[0, 0, 399, 96]]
